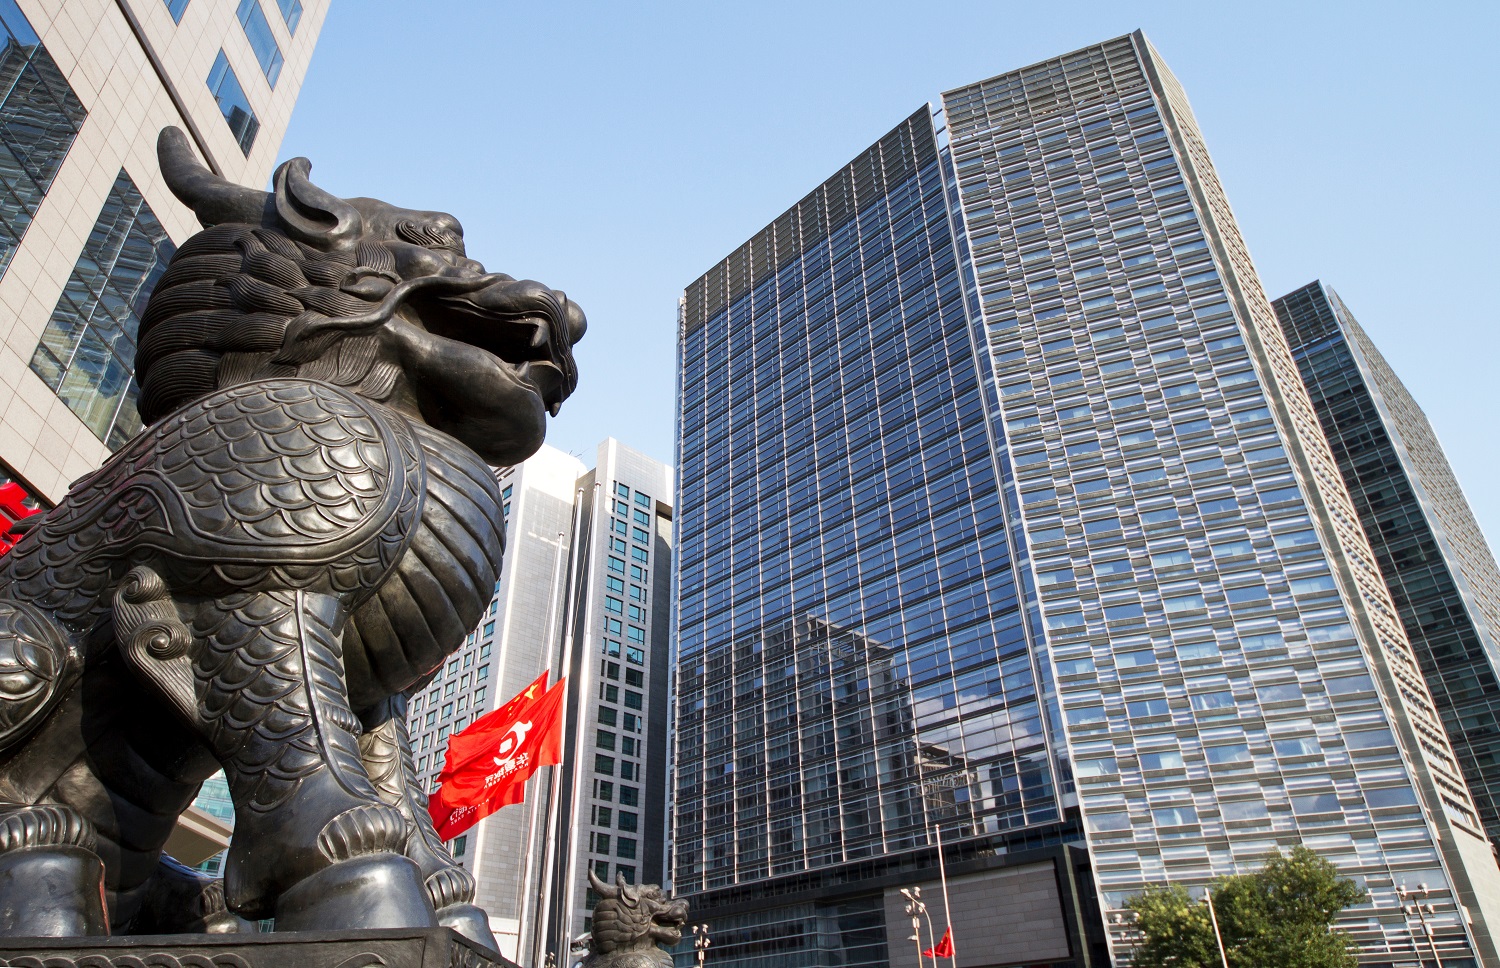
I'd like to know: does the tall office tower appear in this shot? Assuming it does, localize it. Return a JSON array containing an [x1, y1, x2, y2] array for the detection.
[[1275, 281, 1500, 852], [407, 443, 586, 960], [403, 440, 675, 966], [0, 0, 326, 532], [675, 32, 1500, 968]]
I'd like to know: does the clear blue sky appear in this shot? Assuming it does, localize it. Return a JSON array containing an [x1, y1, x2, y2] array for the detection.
[[279, 1, 1500, 553]]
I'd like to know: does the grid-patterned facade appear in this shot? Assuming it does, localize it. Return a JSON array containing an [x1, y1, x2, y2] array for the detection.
[[1275, 280, 1500, 851], [676, 31, 1500, 968], [676, 108, 1083, 968], [943, 32, 1499, 967]]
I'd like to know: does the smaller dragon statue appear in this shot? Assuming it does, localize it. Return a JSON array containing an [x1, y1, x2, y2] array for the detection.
[[580, 871, 689, 968]]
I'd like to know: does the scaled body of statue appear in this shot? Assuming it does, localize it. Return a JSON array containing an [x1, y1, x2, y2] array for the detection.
[[0, 128, 584, 943]]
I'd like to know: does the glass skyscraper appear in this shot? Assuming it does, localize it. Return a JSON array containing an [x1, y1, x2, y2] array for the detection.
[[674, 32, 1500, 968], [1275, 281, 1500, 852]]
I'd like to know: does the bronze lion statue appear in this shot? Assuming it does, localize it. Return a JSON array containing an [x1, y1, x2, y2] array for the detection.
[[581, 870, 688, 968], [0, 128, 584, 944]]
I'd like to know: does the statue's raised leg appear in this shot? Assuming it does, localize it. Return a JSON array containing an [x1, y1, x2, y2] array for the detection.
[[115, 567, 436, 930], [360, 693, 498, 949]]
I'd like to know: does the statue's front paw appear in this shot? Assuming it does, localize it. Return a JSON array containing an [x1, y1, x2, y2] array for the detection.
[[203, 910, 257, 934], [438, 902, 499, 952]]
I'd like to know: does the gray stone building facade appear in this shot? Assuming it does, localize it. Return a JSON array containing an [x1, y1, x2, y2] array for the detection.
[[406, 440, 674, 965]]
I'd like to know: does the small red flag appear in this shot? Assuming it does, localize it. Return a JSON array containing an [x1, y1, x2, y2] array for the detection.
[[923, 927, 954, 959], [427, 673, 566, 840]]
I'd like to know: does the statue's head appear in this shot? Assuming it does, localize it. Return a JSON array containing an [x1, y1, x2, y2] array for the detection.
[[139, 128, 585, 466], [587, 869, 688, 954]]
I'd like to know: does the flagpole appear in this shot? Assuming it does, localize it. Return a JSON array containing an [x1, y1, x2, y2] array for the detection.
[[518, 530, 569, 959], [916, 758, 957, 965], [556, 481, 603, 959], [933, 817, 954, 963], [515, 753, 544, 960], [534, 488, 589, 968]]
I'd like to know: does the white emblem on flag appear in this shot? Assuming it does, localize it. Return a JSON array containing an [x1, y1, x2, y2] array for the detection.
[[493, 719, 534, 769]]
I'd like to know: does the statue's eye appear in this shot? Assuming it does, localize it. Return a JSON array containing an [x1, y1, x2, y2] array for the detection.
[[396, 218, 465, 254]]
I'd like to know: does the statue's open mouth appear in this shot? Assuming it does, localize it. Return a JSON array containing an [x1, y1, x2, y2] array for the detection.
[[652, 901, 689, 938], [424, 280, 582, 417]]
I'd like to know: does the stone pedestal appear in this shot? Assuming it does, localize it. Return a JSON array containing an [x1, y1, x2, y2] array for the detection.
[[0, 926, 517, 968]]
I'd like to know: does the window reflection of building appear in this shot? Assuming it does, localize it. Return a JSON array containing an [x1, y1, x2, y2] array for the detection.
[[674, 96, 1093, 968], [29, 171, 175, 447], [0, 7, 86, 280], [207, 50, 261, 155]]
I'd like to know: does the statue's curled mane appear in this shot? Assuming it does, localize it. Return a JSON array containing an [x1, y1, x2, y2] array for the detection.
[[138, 225, 403, 423]]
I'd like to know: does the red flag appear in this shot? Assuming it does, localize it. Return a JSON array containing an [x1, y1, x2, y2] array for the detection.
[[923, 927, 954, 959], [427, 673, 566, 840], [440, 672, 549, 777], [0, 481, 42, 556]]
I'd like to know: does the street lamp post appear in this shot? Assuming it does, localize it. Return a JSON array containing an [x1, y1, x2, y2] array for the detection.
[[1201, 888, 1230, 968], [901, 886, 936, 968], [692, 923, 712, 968], [1397, 883, 1443, 967], [1108, 910, 1142, 951]]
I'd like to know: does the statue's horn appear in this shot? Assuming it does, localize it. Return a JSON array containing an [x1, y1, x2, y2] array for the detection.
[[588, 868, 618, 899], [157, 127, 273, 228], [616, 872, 639, 908], [273, 155, 362, 251]]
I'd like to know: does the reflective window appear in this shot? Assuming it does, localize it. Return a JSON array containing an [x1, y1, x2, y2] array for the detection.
[[274, 0, 301, 33], [163, 0, 190, 21], [206, 50, 259, 155], [30, 170, 174, 447], [674, 112, 1054, 901], [236, 0, 283, 87], [0, 1, 86, 278]]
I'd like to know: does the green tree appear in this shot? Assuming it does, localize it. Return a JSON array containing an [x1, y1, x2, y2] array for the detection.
[[1123, 846, 1366, 968]]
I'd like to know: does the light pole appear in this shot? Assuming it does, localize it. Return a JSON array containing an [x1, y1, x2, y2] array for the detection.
[[692, 923, 712, 968], [901, 886, 936, 968], [1200, 888, 1230, 968], [1397, 883, 1443, 967], [1108, 910, 1142, 952]]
